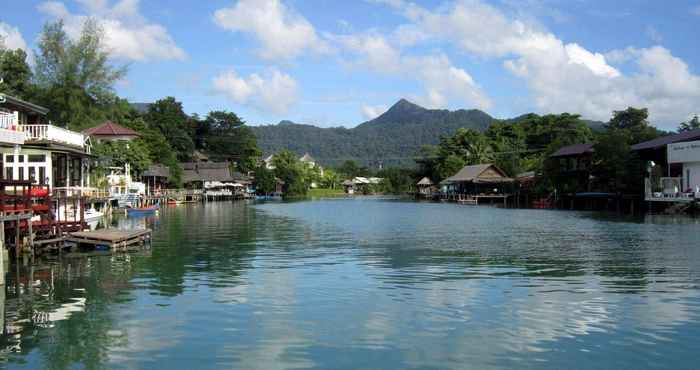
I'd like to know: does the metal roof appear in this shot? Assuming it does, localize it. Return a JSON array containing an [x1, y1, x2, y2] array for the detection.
[[631, 129, 700, 151], [550, 143, 595, 157]]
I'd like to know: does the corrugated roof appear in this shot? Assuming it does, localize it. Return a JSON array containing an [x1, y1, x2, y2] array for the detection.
[[442, 164, 513, 184], [83, 121, 140, 137], [550, 143, 595, 157], [417, 177, 434, 185], [631, 129, 700, 151], [143, 164, 170, 178]]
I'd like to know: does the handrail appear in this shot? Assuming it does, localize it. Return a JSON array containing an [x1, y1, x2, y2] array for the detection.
[[19, 124, 85, 148]]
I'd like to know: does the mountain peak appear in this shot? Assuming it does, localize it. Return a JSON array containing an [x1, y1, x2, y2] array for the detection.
[[387, 98, 424, 114]]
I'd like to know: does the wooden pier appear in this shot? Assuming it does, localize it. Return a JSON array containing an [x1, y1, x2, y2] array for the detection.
[[66, 229, 152, 251]]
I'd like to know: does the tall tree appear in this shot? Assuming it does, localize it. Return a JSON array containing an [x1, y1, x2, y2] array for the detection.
[[197, 111, 261, 172], [33, 19, 126, 129], [144, 97, 195, 162], [272, 150, 308, 196], [606, 107, 659, 144], [0, 47, 33, 99]]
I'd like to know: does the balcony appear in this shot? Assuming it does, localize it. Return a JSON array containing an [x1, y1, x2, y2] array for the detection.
[[0, 112, 26, 145], [19, 124, 86, 149], [645, 177, 698, 202]]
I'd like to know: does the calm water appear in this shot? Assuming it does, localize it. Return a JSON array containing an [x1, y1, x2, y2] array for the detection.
[[2, 198, 700, 369]]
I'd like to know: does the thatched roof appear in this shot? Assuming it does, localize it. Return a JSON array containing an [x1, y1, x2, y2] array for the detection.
[[342, 180, 355, 186], [441, 164, 513, 184], [417, 177, 434, 186], [181, 162, 234, 183], [143, 164, 170, 178]]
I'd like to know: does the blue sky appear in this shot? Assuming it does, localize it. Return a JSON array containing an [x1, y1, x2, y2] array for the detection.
[[1, 0, 700, 129]]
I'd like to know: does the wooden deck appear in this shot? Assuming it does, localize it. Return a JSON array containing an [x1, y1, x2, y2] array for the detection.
[[66, 228, 152, 250]]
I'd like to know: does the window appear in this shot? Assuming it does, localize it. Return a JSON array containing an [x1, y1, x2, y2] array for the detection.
[[5, 167, 12, 180], [28, 154, 46, 163], [5, 155, 13, 163], [18, 155, 24, 163], [39, 167, 46, 185], [29, 167, 36, 183], [18, 167, 24, 181]]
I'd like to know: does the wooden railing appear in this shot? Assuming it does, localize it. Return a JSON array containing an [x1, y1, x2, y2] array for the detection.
[[19, 124, 86, 148]]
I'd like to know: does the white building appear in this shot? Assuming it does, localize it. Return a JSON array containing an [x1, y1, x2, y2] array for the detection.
[[0, 94, 92, 194]]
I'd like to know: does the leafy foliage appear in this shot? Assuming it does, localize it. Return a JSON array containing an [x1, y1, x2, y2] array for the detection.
[[196, 111, 261, 172], [272, 150, 308, 197], [33, 19, 126, 130], [0, 48, 33, 99], [253, 165, 277, 194], [679, 116, 700, 132], [144, 97, 195, 162]]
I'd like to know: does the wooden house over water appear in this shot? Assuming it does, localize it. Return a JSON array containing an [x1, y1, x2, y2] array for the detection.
[[441, 164, 514, 205], [416, 177, 437, 199], [142, 164, 171, 196]]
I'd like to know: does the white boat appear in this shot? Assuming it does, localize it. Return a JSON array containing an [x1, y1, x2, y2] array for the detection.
[[84, 208, 104, 222]]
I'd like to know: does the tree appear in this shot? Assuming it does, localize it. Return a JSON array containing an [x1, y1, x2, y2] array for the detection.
[[376, 167, 415, 194], [607, 107, 659, 144], [0, 48, 33, 99], [272, 150, 308, 196], [144, 97, 195, 161], [92, 140, 151, 176], [197, 111, 261, 172], [320, 168, 342, 189], [337, 160, 364, 178], [34, 19, 127, 129], [592, 129, 634, 192], [254, 165, 276, 194], [679, 116, 700, 132]]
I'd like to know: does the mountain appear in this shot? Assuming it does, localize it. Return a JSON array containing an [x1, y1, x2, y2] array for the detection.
[[252, 99, 494, 167]]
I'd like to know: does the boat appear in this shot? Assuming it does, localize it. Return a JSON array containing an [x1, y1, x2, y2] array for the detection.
[[166, 199, 181, 205], [84, 208, 104, 222], [126, 205, 159, 216]]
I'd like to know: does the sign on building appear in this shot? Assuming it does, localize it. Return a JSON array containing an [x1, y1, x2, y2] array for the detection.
[[668, 140, 700, 164]]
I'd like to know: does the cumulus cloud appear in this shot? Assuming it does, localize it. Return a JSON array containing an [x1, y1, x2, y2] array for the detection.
[[37, 0, 185, 62], [376, 0, 700, 128], [212, 68, 299, 114], [0, 22, 30, 52], [361, 104, 388, 120], [213, 0, 330, 60], [332, 32, 492, 110]]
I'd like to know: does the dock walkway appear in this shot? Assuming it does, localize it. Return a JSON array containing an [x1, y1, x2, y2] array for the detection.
[[66, 229, 152, 251]]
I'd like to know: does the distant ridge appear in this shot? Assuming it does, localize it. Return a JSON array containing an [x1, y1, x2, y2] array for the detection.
[[251, 99, 494, 166], [251, 99, 606, 166]]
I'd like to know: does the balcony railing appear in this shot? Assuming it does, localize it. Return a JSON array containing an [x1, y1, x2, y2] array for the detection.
[[645, 177, 698, 202], [19, 124, 86, 148], [0, 112, 26, 144]]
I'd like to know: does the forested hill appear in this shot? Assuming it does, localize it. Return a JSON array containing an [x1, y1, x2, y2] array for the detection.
[[251, 99, 495, 166]]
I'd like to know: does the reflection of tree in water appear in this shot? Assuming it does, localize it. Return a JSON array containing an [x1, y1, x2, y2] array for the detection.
[[0, 255, 138, 368]]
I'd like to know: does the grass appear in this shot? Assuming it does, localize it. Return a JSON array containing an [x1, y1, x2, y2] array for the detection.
[[308, 188, 347, 197]]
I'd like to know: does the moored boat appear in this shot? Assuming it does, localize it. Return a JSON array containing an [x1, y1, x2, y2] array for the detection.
[[126, 205, 159, 216]]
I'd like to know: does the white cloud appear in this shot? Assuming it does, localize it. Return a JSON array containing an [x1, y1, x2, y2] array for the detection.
[[376, 0, 700, 128], [361, 104, 388, 120], [0, 22, 30, 53], [332, 32, 492, 110], [37, 0, 185, 62], [212, 68, 299, 114], [213, 0, 330, 60]]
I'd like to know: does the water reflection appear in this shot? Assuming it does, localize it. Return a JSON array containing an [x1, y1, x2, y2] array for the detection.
[[0, 199, 699, 369]]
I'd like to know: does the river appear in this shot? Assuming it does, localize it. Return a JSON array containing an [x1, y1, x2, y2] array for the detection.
[[1, 198, 700, 369]]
